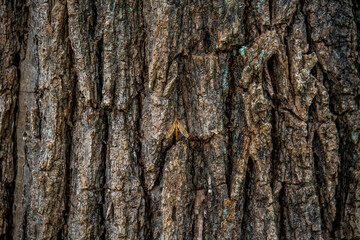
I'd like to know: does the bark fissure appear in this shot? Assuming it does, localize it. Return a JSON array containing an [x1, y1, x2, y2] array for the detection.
[[278, 183, 286, 239], [241, 157, 253, 240], [7, 100, 18, 240], [96, 37, 104, 104], [225, 54, 235, 198], [63, 8, 76, 237], [100, 110, 108, 240]]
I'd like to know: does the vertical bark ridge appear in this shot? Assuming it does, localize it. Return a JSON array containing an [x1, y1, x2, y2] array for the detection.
[[0, 1, 28, 238], [66, 0, 105, 238], [11, 1, 73, 239], [102, 0, 146, 239], [305, 0, 360, 238], [161, 142, 193, 239], [313, 133, 327, 237]]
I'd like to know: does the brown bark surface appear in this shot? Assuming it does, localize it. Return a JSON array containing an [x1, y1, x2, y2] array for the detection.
[[1, 0, 359, 239]]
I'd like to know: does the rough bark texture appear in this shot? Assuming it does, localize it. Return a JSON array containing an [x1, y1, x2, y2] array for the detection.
[[1, 0, 359, 239]]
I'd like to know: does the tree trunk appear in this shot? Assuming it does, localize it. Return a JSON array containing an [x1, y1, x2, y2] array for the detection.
[[1, 0, 359, 239]]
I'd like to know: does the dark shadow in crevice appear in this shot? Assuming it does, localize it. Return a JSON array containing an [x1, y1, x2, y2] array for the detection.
[[225, 55, 236, 198], [331, 118, 352, 238], [6, 50, 21, 240], [300, 0, 314, 54], [241, 157, 254, 240], [96, 37, 104, 104], [89, 0, 98, 39], [63, 35, 77, 239], [278, 182, 286, 240], [269, 0, 274, 24]]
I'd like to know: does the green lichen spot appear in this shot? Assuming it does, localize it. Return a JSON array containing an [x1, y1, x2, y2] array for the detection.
[[351, 132, 357, 142], [223, 209, 228, 218], [260, 50, 265, 59], [223, 68, 229, 90], [223, 81, 229, 91], [130, 7, 133, 12], [239, 46, 247, 57]]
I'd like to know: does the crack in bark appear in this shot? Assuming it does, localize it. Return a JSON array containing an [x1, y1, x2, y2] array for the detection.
[[241, 157, 253, 240], [278, 183, 286, 239], [5, 50, 21, 240], [225, 54, 235, 198], [100, 111, 108, 240], [63, 6, 76, 237]]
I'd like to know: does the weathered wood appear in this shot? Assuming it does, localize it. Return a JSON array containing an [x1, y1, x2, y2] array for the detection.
[[0, 0, 359, 239]]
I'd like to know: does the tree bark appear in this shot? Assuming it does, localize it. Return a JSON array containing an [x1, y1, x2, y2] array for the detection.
[[1, 0, 359, 239]]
